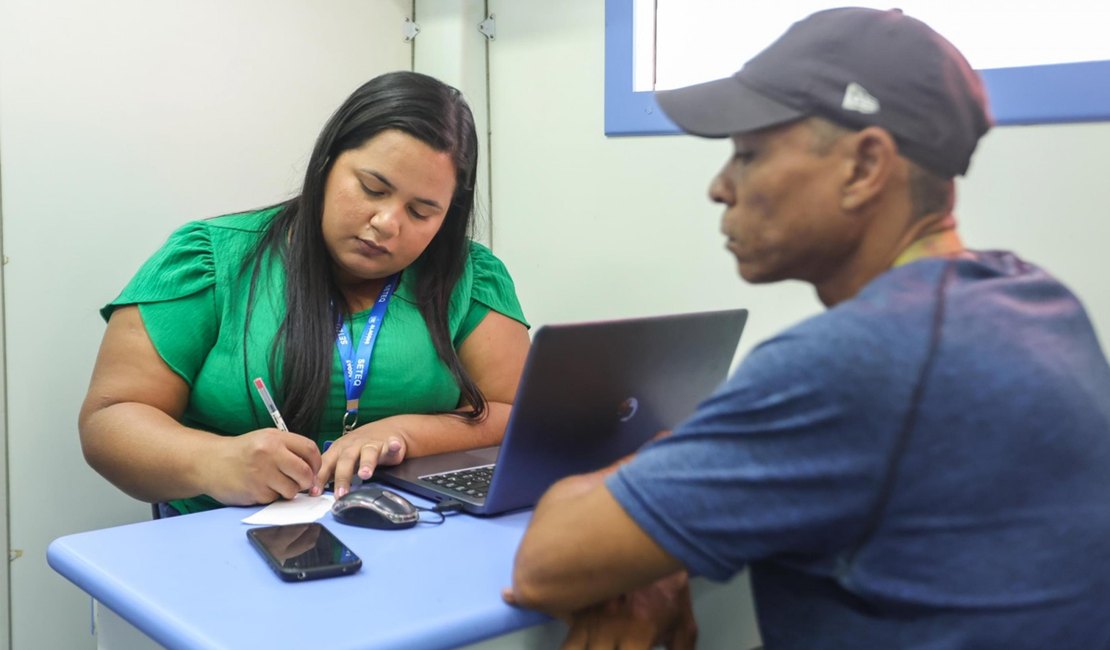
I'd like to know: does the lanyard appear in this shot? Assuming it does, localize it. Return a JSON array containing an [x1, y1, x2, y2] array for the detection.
[[892, 228, 966, 268], [335, 274, 398, 433]]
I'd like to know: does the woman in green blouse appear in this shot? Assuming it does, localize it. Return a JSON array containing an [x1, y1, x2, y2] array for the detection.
[[79, 72, 531, 515]]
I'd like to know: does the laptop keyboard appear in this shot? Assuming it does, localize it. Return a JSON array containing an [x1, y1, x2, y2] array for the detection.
[[420, 464, 495, 500]]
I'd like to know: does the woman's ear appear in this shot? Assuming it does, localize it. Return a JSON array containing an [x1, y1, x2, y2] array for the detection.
[[840, 126, 899, 211]]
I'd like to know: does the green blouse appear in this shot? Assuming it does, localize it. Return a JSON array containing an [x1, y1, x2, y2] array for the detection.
[[103, 207, 528, 513]]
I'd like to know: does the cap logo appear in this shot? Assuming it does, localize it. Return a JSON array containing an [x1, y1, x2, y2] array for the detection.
[[841, 82, 880, 114]]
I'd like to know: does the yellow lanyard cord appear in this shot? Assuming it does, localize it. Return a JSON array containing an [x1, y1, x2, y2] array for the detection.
[[892, 228, 967, 268]]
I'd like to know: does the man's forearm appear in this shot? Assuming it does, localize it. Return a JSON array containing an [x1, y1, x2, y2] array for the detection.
[[509, 471, 683, 615]]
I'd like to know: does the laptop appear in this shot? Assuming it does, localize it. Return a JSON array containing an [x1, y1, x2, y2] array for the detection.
[[375, 308, 748, 515]]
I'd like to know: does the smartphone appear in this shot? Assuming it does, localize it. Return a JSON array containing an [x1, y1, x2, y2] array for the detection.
[[246, 523, 362, 582]]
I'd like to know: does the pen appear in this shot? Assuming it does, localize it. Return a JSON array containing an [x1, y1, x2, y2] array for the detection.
[[253, 377, 289, 432]]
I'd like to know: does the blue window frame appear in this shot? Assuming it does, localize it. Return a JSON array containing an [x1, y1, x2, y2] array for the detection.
[[605, 0, 1110, 136]]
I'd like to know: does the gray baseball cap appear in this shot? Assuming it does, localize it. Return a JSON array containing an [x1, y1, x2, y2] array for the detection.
[[654, 7, 993, 177]]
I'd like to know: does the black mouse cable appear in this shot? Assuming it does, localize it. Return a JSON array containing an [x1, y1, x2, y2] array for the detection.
[[414, 499, 465, 525]]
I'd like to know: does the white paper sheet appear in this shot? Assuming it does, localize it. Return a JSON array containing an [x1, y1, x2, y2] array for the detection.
[[241, 493, 336, 525]]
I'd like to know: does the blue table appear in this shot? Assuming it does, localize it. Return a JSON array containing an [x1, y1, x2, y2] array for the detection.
[[47, 486, 553, 650]]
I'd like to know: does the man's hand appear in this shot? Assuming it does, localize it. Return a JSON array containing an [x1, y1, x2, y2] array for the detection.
[[559, 571, 697, 650]]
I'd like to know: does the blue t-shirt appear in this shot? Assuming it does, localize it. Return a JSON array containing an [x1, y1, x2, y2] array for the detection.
[[609, 252, 1110, 649]]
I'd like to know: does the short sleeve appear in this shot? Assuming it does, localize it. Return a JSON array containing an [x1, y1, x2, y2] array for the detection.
[[454, 242, 529, 344], [606, 328, 895, 581], [102, 222, 219, 385]]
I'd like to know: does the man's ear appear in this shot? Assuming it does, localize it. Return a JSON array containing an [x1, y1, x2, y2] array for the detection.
[[840, 126, 899, 211]]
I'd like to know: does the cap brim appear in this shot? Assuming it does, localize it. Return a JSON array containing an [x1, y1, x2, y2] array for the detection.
[[655, 76, 805, 138]]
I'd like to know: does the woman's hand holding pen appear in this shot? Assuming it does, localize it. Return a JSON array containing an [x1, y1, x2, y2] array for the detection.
[[318, 420, 408, 497], [202, 427, 322, 505]]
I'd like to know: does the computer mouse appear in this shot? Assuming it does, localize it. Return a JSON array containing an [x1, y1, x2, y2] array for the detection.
[[331, 486, 419, 530]]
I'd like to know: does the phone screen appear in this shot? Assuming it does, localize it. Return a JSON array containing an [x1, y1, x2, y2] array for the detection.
[[247, 523, 362, 581]]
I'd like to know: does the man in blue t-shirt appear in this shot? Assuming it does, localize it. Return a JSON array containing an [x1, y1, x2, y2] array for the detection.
[[505, 8, 1110, 649]]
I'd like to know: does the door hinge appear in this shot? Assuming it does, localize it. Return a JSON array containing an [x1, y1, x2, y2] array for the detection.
[[403, 17, 421, 42], [478, 14, 496, 41]]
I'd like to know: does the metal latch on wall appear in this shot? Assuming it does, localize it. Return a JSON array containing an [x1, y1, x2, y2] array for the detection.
[[402, 14, 493, 43], [478, 14, 496, 41], [403, 17, 420, 42]]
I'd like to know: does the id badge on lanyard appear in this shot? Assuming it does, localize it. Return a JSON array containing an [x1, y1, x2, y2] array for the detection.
[[334, 274, 399, 434]]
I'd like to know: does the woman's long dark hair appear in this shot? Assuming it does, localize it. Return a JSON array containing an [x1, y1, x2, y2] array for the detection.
[[247, 71, 485, 436]]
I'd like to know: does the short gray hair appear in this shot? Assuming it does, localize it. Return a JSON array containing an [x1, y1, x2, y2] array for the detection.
[[806, 117, 953, 219]]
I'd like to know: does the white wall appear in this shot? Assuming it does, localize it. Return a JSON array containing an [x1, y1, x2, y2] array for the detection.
[[0, 1, 412, 648], [0, 160, 8, 648]]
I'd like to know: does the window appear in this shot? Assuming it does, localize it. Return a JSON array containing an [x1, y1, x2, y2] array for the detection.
[[606, 0, 1110, 135]]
